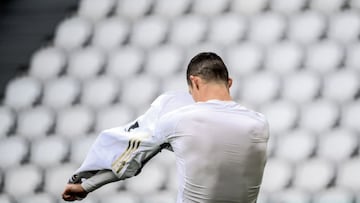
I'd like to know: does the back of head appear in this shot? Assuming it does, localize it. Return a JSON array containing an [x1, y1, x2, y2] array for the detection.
[[186, 52, 229, 86]]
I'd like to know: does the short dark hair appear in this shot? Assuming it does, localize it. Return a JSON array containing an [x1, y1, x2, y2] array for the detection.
[[186, 52, 229, 86]]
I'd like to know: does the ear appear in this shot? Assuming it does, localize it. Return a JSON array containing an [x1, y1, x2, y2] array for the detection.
[[190, 75, 200, 90], [228, 78, 233, 88]]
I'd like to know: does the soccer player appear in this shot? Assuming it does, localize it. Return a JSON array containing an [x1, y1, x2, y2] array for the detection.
[[63, 52, 269, 203]]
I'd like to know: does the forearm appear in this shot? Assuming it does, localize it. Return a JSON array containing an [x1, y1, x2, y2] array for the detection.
[[80, 170, 120, 193]]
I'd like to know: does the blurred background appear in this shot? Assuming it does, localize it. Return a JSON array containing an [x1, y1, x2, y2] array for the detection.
[[0, 0, 359, 202]]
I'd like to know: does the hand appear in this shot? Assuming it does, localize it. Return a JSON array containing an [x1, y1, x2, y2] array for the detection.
[[62, 184, 88, 201]]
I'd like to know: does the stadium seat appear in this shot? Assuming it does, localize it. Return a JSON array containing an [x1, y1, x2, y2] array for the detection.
[[240, 71, 280, 105], [99, 192, 139, 203], [318, 128, 358, 163], [276, 130, 316, 163], [288, 11, 326, 44], [145, 45, 183, 78], [270, 0, 307, 14], [299, 99, 339, 133], [42, 76, 81, 108], [350, 0, 360, 9], [269, 189, 311, 203], [261, 100, 298, 133], [192, 0, 230, 15], [167, 165, 178, 192], [54, 17, 92, 50], [310, 0, 346, 14], [248, 12, 286, 44], [231, 0, 269, 15], [293, 158, 335, 192], [131, 16, 168, 48], [16, 193, 56, 203], [328, 11, 360, 43], [186, 43, 224, 62], [305, 40, 344, 73], [0, 194, 13, 203], [44, 163, 78, 196], [341, 102, 360, 132], [337, 158, 360, 192], [106, 46, 144, 79], [69, 134, 97, 165], [282, 70, 321, 103], [78, 0, 116, 21], [313, 188, 354, 203], [17, 106, 54, 137], [0, 136, 28, 168], [30, 136, 69, 167], [153, 0, 191, 18], [225, 43, 263, 76], [29, 47, 66, 80], [92, 17, 129, 50], [261, 158, 292, 193], [126, 160, 166, 195], [120, 74, 159, 110], [0, 106, 15, 136], [95, 104, 134, 131], [56, 105, 94, 136], [67, 47, 105, 80], [264, 41, 303, 74], [346, 43, 360, 68], [4, 164, 42, 196], [161, 73, 188, 93], [81, 76, 119, 108], [4, 76, 42, 110], [169, 15, 207, 46], [116, 0, 153, 20], [208, 14, 246, 45], [144, 191, 177, 203], [322, 69, 359, 103]]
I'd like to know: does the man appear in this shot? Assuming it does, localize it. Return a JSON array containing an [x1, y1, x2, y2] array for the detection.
[[63, 52, 269, 203]]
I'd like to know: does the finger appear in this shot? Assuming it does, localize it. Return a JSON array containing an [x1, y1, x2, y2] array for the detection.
[[62, 194, 76, 202]]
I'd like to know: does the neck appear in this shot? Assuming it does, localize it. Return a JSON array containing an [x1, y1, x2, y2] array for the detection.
[[196, 83, 232, 102]]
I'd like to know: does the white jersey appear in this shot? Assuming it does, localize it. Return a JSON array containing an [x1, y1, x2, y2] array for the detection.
[[155, 100, 269, 203]]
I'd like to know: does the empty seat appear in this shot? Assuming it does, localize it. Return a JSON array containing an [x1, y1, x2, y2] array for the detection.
[[192, 0, 230, 15], [56, 105, 94, 136], [99, 192, 139, 203], [269, 189, 311, 203], [261, 100, 298, 133], [44, 163, 78, 195], [293, 158, 335, 192], [208, 14, 247, 45], [169, 15, 207, 46], [313, 188, 354, 203], [4, 164, 42, 196], [153, 0, 191, 18], [288, 11, 326, 44], [318, 128, 358, 162], [42, 76, 81, 108], [329, 11, 360, 44], [261, 158, 292, 193], [116, 0, 153, 20], [0, 136, 28, 168], [282, 70, 321, 103], [350, 0, 360, 9], [106, 47, 144, 79], [81, 76, 119, 108], [225, 43, 263, 76], [54, 17, 92, 50], [30, 136, 69, 167], [248, 12, 286, 45], [337, 158, 360, 192], [310, 0, 345, 14], [0, 194, 13, 203], [0, 106, 15, 136], [78, 0, 116, 21], [186, 43, 224, 62], [67, 47, 105, 80], [145, 45, 183, 78], [264, 41, 303, 74], [120, 74, 159, 109], [342, 102, 360, 132], [270, 0, 307, 14], [346, 43, 360, 68], [70, 134, 97, 165], [161, 74, 189, 93], [276, 130, 316, 163], [95, 104, 134, 131], [17, 106, 55, 137], [29, 47, 66, 80], [144, 191, 176, 203], [16, 193, 56, 203], [131, 16, 168, 48], [92, 17, 129, 50], [299, 99, 339, 133], [240, 71, 280, 105], [4, 76, 42, 110], [322, 69, 359, 103], [231, 0, 269, 15], [305, 41, 344, 73]]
